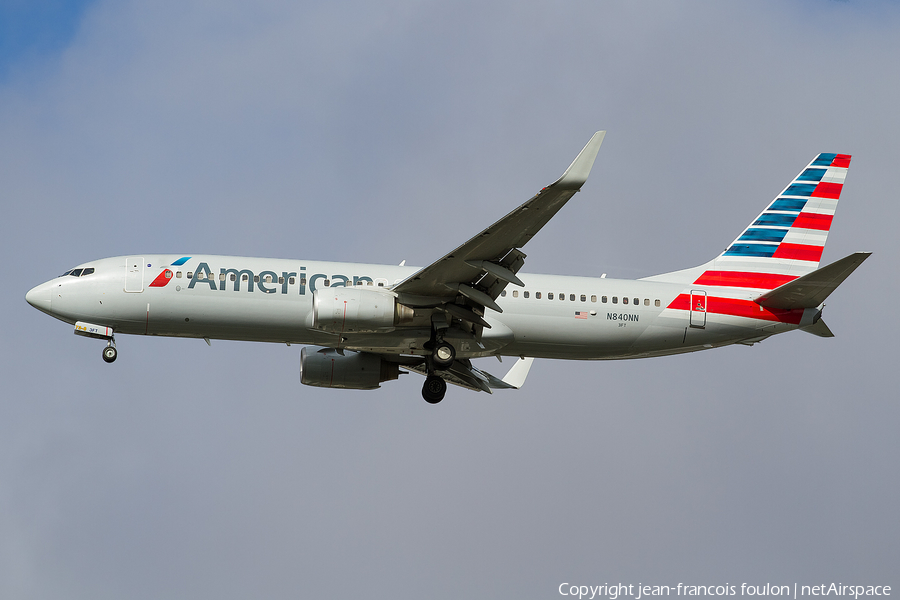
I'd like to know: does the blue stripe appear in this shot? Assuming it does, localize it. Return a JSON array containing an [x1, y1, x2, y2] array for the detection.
[[724, 244, 778, 258], [171, 256, 191, 266], [783, 183, 817, 196], [811, 153, 836, 167], [796, 168, 826, 182], [769, 198, 807, 212], [754, 213, 797, 227], [738, 228, 789, 243]]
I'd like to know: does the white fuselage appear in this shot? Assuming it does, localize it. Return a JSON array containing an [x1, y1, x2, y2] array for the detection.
[[26, 254, 806, 361]]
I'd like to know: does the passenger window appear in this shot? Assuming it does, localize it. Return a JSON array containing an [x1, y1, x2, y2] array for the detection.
[[536, 292, 541, 299], [524, 291, 529, 298], [176, 271, 182, 278], [187, 272, 193, 279], [253, 275, 260, 283], [569, 294, 575, 301], [612, 297, 618, 304], [633, 298, 639, 305], [241, 274, 248, 281], [644, 298, 650, 306], [300, 277, 307, 285], [324, 279, 330, 286], [560, 293, 565, 301], [623, 297, 629, 304], [512, 290, 518, 298], [591, 295, 596, 302], [279, 277, 284, 284], [289, 277, 296, 285], [81, 268, 94, 276], [602, 296, 607, 303], [264, 275, 272, 283], [580, 294, 586, 302], [655, 299, 661, 307], [548, 293, 554, 300], [218, 273, 225, 281]]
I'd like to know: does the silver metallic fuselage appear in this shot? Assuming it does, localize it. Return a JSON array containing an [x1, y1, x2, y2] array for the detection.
[[25, 254, 800, 361]]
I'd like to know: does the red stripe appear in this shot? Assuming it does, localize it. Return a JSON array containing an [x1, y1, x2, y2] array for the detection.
[[792, 212, 833, 231], [693, 271, 798, 289], [811, 181, 843, 199], [773, 243, 823, 262], [666, 294, 802, 324], [831, 154, 851, 168]]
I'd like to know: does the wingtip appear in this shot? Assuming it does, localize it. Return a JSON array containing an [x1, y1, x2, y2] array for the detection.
[[500, 356, 535, 389], [554, 131, 606, 190]]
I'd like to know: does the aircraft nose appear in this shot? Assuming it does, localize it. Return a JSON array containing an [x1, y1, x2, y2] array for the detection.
[[25, 282, 52, 314]]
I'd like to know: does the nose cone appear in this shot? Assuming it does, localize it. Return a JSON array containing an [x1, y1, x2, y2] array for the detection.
[[25, 282, 53, 314]]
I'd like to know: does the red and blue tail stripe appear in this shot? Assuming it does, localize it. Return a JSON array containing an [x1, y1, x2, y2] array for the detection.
[[650, 153, 851, 326], [712, 152, 850, 282]]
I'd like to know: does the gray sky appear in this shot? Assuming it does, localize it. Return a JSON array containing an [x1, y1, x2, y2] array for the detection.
[[2, 1, 898, 598]]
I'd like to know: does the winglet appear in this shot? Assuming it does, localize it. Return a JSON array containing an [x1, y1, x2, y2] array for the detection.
[[499, 357, 535, 389], [553, 131, 606, 190]]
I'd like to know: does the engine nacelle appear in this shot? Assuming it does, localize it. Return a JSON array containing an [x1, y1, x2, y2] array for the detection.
[[299, 346, 400, 390], [312, 287, 414, 333]]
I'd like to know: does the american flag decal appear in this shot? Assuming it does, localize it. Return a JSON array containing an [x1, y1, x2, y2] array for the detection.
[[575, 311, 588, 319]]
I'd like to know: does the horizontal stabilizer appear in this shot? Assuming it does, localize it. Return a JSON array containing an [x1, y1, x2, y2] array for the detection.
[[755, 252, 871, 310], [801, 318, 834, 338]]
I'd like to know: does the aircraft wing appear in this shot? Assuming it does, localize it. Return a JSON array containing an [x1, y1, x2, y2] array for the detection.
[[407, 356, 536, 393], [755, 251, 871, 310], [392, 131, 606, 319]]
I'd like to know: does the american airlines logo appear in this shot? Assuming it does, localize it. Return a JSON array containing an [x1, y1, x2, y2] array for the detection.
[[152, 261, 386, 295]]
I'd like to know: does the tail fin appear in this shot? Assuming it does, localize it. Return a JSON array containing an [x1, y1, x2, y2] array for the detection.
[[645, 153, 851, 289]]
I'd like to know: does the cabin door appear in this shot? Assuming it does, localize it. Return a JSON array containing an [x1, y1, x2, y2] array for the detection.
[[689, 290, 707, 329], [125, 257, 144, 293]]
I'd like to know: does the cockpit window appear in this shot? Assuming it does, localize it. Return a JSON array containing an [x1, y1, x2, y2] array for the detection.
[[61, 267, 96, 277]]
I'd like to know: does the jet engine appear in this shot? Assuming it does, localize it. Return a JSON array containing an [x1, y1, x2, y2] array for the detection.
[[312, 287, 414, 333], [299, 346, 400, 390]]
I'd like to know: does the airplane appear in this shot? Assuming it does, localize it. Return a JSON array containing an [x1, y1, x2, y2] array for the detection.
[[25, 131, 870, 403]]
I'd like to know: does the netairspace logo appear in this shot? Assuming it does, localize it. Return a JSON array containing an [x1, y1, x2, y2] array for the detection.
[[558, 583, 892, 600]]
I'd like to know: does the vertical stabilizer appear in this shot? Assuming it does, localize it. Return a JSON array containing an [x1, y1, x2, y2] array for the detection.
[[644, 153, 851, 292]]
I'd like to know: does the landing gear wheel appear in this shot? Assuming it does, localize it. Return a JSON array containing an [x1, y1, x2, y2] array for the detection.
[[102, 345, 118, 363], [432, 342, 455, 370], [422, 375, 447, 404]]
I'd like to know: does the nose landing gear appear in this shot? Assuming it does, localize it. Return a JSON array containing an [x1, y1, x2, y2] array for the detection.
[[102, 339, 117, 363]]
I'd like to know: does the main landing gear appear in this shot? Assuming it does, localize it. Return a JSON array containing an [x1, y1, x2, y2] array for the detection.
[[421, 337, 456, 404], [422, 375, 447, 404]]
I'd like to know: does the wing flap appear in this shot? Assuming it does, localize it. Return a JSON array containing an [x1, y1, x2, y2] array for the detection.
[[407, 356, 536, 393]]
